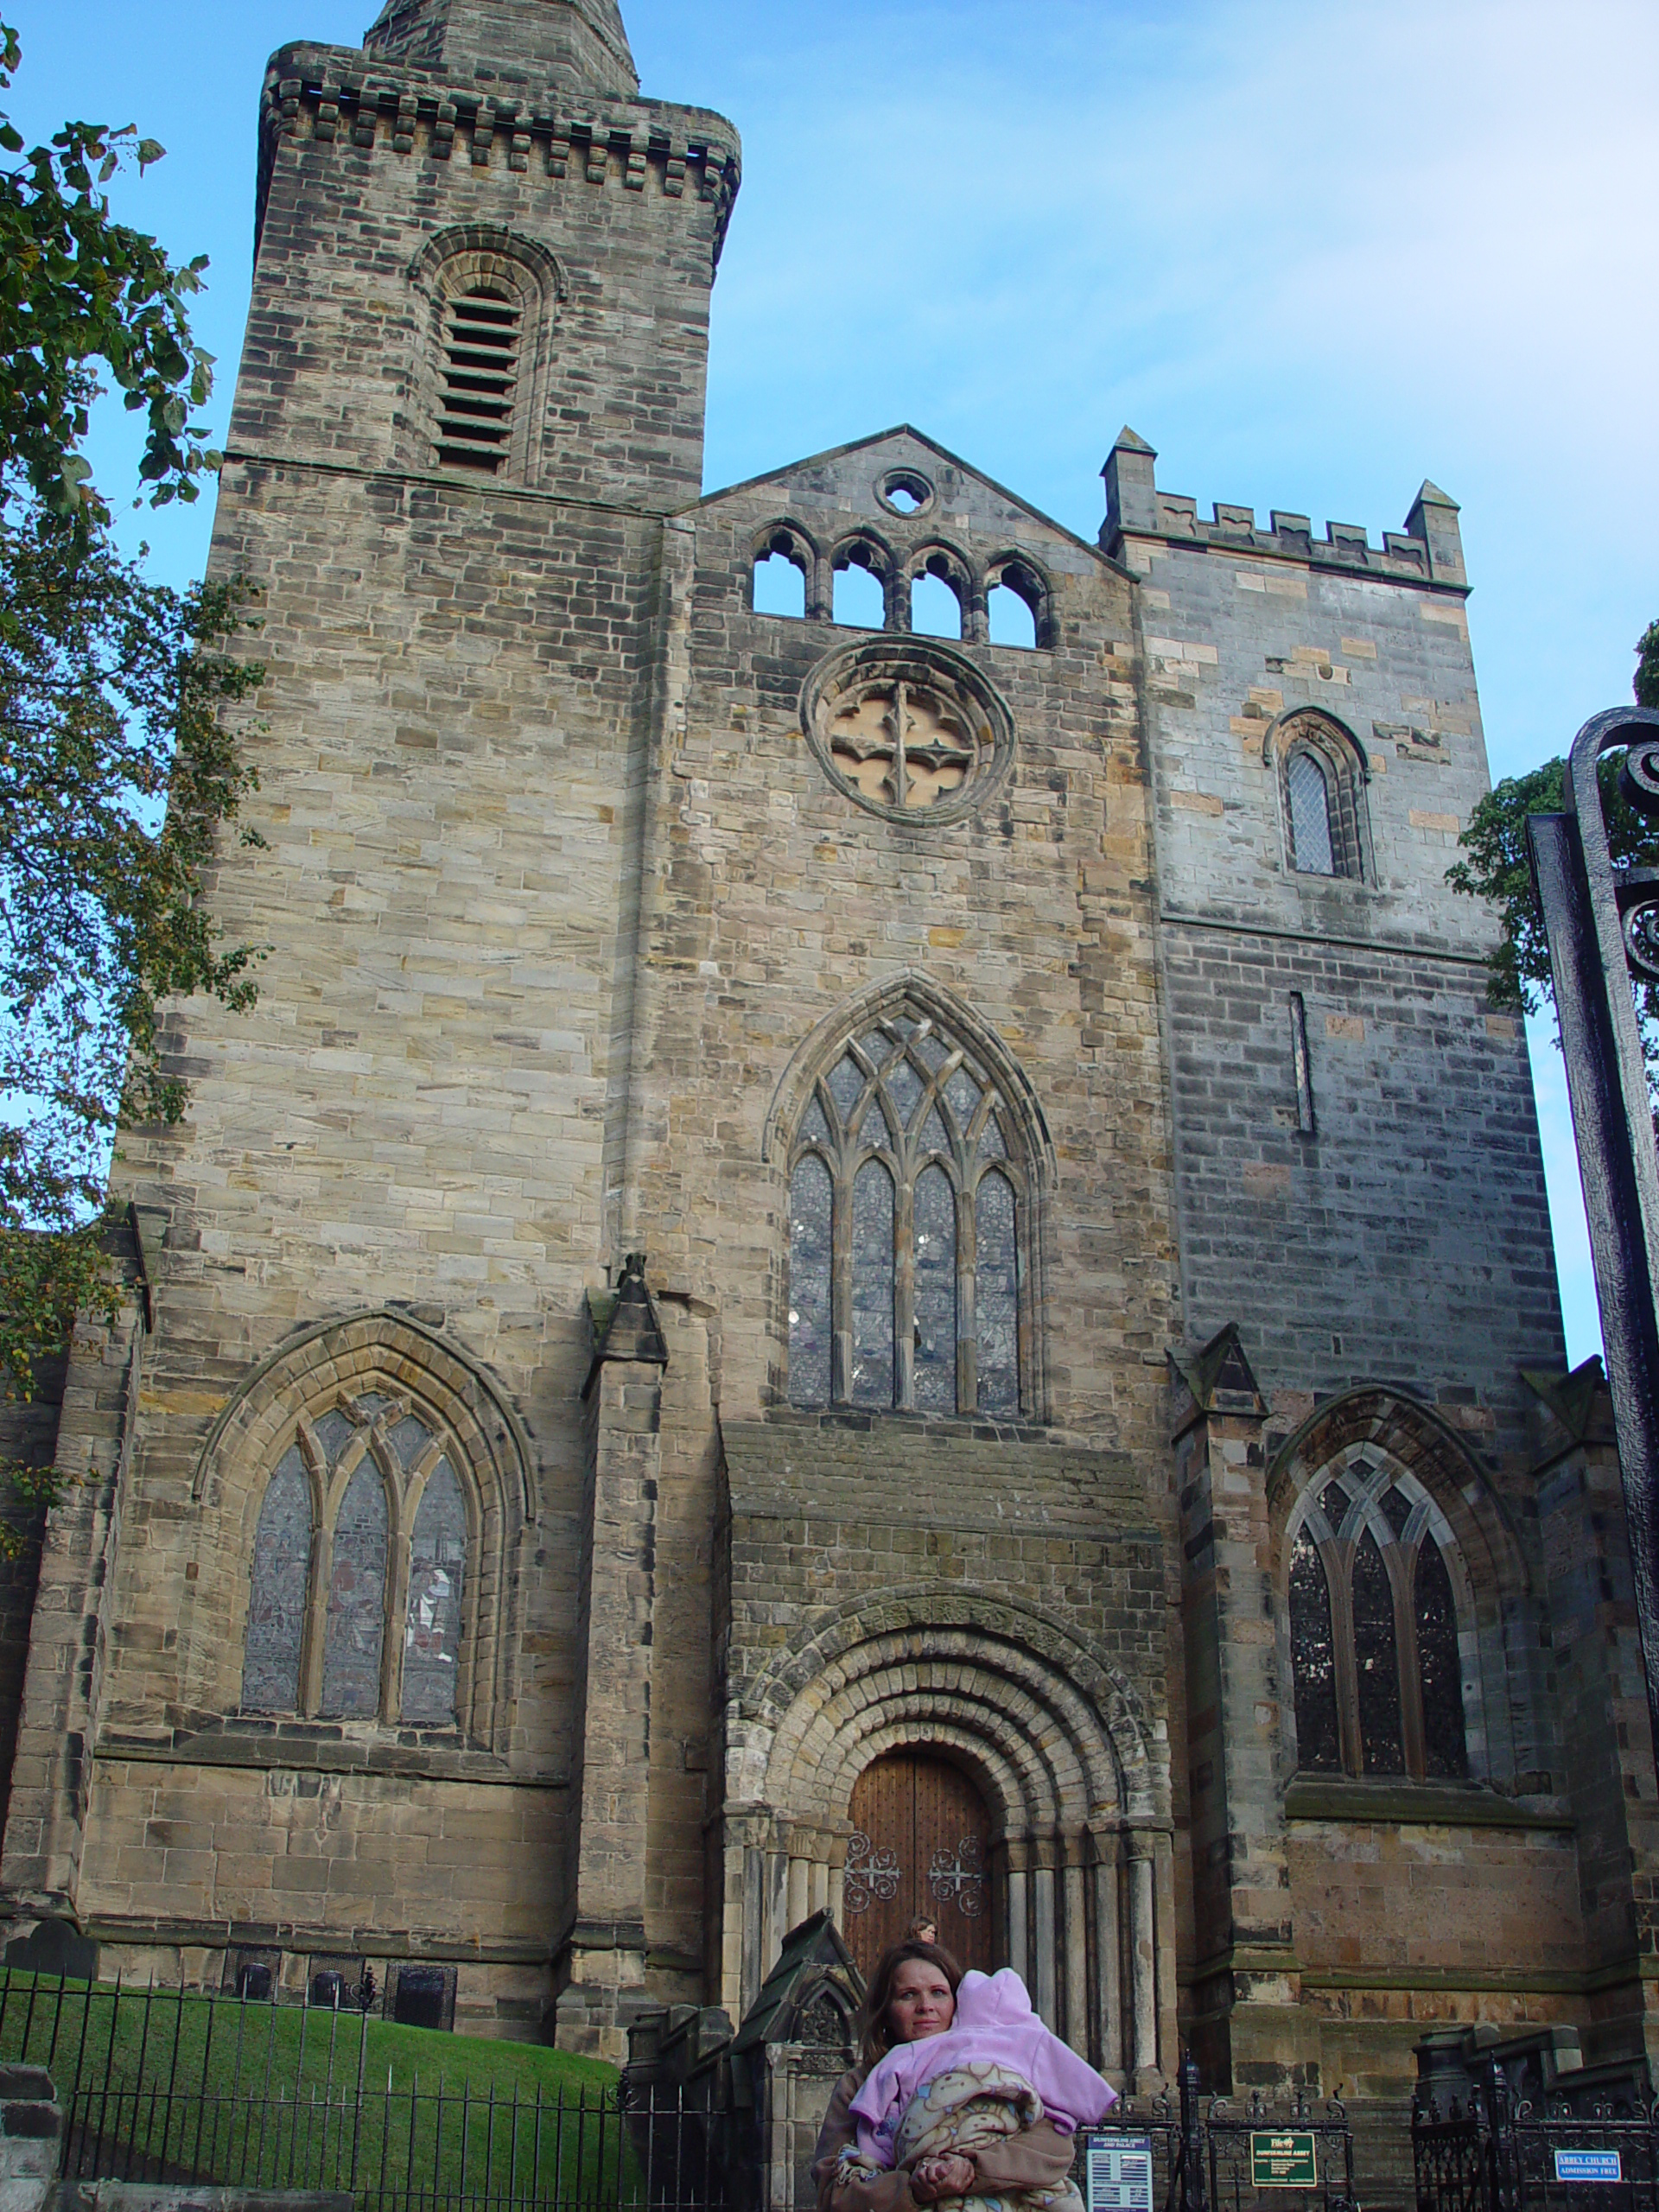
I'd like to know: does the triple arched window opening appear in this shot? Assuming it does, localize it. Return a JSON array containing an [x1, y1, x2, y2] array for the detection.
[[242, 1396, 473, 1729], [753, 524, 1052, 652], [787, 1009, 1028, 1418], [1287, 1459, 1469, 1783]]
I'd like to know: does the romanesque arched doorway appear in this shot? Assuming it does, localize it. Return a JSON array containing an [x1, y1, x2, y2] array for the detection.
[[844, 1751, 995, 1979]]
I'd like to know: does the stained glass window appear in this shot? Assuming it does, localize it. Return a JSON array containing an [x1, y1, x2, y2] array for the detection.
[[1291, 1475, 1474, 1788], [313, 1408, 356, 1467], [403, 1459, 467, 1724], [976, 1173, 1020, 1418], [243, 1449, 313, 1713], [912, 1166, 957, 1413], [789, 1154, 833, 1408], [1415, 1539, 1468, 1779], [785, 1011, 1030, 1416], [321, 1464, 389, 1718], [1352, 1528, 1405, 1775], [1287, 751, 1336, 876], [1288, 1529, 1341, 1772], [851, 1160, 895, 1407]]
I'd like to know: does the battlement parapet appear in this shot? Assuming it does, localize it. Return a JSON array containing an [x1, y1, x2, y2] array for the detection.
[[1101, 427, 1466, 592], [257, 42, 741, 262]]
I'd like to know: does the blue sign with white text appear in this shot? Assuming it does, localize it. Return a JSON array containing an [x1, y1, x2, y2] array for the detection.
[[1554, 2151, 1623, 2183]]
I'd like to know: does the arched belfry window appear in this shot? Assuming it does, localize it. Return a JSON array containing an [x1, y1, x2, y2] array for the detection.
[[1287, 1459, 1471, 1782], [1277, 712, 1369, 880], [787, 1007, 1033, 1417], [411, 228, 563, 487], [239, 1392, 477, 1730]]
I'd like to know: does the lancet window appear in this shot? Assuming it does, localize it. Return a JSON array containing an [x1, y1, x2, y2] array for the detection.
[[1278, 712, 1369, 880], [242, 1396, 473, 1728], [1287, 1459, 1469, 1782], [787, 1008, 1030, 1417]]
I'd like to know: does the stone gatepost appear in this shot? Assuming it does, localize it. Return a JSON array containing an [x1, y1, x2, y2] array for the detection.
[[556, 1255, 670, 2056], [1172, 1325, 1318, 2091]]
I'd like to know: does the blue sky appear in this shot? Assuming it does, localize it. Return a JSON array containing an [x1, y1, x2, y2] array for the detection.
[[12, 0, 1658, 1365]]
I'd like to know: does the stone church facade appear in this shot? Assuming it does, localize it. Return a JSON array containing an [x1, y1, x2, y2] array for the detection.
[[0, 0, 1655, 2110]]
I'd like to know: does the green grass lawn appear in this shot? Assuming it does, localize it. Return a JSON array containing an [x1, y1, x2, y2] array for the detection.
[[0, 1973, 639, 2203]]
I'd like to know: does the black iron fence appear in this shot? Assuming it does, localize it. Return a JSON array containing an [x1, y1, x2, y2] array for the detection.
[[1082, 2058, 1355, 2212], [1414, 2072, 1659, 2212], [0, 1969, 733, 2212]]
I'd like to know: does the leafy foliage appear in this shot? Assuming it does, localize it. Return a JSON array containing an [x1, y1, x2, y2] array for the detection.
[[0, 28, 265, 1549], [0, 514, 265, 1416], [1446, 626, 1659, 1088], [1446, 752, 1659, 1020], [0, 22, 219, 524]]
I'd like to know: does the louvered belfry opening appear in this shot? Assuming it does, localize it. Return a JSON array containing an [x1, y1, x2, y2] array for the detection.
[[435, 284, 522, 472]]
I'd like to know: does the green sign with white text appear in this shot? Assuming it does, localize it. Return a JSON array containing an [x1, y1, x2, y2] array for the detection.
[[1250, 2133, 1319, 2188]]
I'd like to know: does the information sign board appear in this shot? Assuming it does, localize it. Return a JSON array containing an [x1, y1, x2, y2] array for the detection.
[[1250, 2132, 1319, 2188], [1085, 2133, 1154, 2212], [1554, 2151, 1623, 2183]]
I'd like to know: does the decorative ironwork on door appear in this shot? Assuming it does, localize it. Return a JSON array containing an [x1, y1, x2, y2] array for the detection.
[[844, 1751, 995, 1979]]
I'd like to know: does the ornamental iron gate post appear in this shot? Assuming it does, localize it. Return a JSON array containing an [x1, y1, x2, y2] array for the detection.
[[1528, 704, 1659, 1751]]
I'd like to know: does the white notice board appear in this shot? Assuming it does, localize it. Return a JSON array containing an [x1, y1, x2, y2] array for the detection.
[[1085, 2133, 1154, 2212]]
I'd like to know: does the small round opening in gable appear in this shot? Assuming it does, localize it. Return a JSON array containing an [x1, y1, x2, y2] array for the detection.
[[877, 469, 935, 519], [802, 638, 1014, 829]]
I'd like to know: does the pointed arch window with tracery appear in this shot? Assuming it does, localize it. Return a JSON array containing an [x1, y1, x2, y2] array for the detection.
[[240, 1393, 475, 1730], [787, 1007, 1031, 1416], [1287, 1459, 1470, 1783]]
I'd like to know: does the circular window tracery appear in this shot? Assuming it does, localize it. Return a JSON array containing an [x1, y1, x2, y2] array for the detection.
[[877, 467, 935, 518], [802, 639, 1014, 827]]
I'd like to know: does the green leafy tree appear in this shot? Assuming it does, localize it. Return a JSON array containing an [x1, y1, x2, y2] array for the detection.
[[0, 23, 220, 524], [0, 27, 265, 1545], [1446, 625, 1659, 1047]]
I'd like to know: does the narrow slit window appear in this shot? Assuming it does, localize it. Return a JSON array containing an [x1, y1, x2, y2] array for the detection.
[[435, 285, 521, 474]]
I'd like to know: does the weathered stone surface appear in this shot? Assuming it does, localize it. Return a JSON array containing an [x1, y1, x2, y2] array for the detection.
[[0, 0, 1644, 2120]]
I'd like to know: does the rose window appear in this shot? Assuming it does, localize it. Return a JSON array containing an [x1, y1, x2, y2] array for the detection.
[[802, 639, 1014, 827]]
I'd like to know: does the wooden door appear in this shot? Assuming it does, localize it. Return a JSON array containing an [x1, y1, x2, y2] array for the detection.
[[844, 1751, 994, 1981]]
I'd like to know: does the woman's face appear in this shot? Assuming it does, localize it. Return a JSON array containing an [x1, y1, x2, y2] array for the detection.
[[886, 1958, 957, 2043]]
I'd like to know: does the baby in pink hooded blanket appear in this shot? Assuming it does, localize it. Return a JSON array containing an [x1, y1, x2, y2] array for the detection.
[[849, 1967, 1117, 2168]]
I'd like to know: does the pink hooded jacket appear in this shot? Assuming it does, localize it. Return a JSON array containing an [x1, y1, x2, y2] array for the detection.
[[849, 1968, 1117, 2169]]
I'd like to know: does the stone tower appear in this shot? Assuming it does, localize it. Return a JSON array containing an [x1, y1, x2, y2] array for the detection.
[[0, 0, 1652, 2132]]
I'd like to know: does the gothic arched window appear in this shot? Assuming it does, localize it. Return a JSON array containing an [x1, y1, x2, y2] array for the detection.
[[787, 1007, 1032, 1417], [1286, 1461, 1469, 1782], [1278, 713, 1369, 880], [240, 1395, 476, 1730]]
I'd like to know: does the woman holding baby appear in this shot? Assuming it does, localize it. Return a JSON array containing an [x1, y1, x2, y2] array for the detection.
[[813, 1940, 1116, 2212]]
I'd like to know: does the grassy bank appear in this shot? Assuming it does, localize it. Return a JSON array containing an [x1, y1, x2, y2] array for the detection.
[[0, 1972, 631, 2200]]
